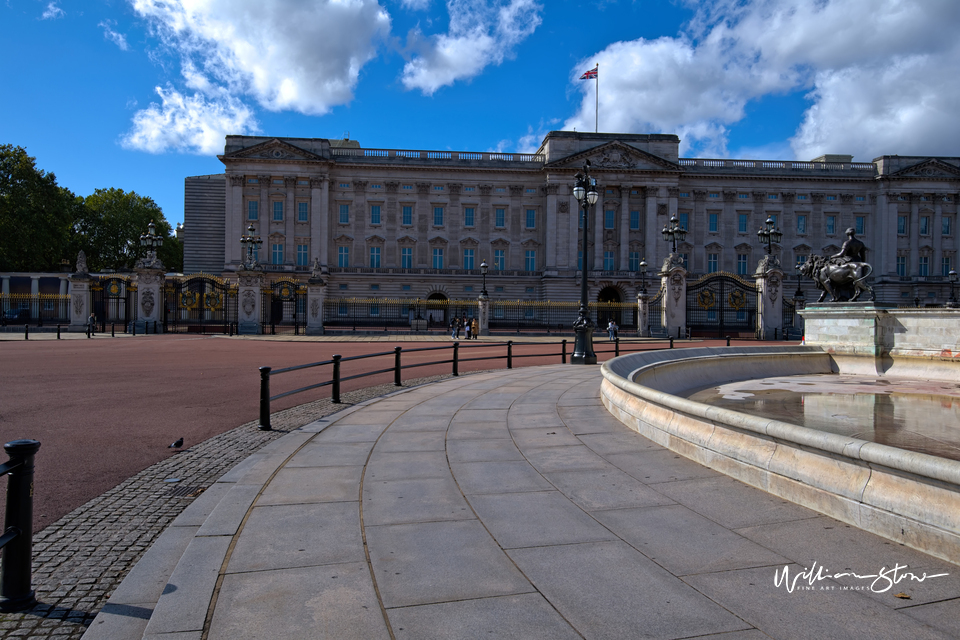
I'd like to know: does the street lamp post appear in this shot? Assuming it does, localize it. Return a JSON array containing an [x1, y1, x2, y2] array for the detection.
[[480, 259, 489, 298], [757, 216, 783, 256], [661, 215, 687, 255], [949, 269, 958, 308], [638, 259, 648, 295], [571, 161, 599, 364], [138, 220, 164, 269], [240, 223, 263, 270]]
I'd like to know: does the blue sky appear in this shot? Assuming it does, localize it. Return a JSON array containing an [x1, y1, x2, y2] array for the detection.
[[4, 0, 960, 228]]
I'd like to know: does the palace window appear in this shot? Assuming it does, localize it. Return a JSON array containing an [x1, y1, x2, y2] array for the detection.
[[709, 192, 720, 199], [339, 183, 350, 188], [896, 256, 906, 277], [297, 202, 308, 222], [855, 216, 865, 235], [604, 210, 615, 229], [708, 213, 718, 232], [495, 208, 506, 228], [369, 304, 380, 317], [494, 249, 505, 270], [402, 184, 413, 190], [826, 195, 837, 201], [898, 216, 907, 235], [464, 186, 475, 192], [921, 216, 930, 235], [629, 210, 640, 230], [797, 194, 808, 201], [526, 209, 536, 229], [707, 253, 719, 273], [603, 251, 615, 270], [434, 185, 444, 191], [463, 249, 475, 270], [296, 244, 308, 266], [371, 205, 381, 225], [768, 194, 778, 200], [526, 188, 536, 194], [369, 246, 381, 268], [464, 207, 475, 227], [371, 284, 379, 290], [678, 213, 689, 230], [738, 193, 750, 199], [339, 204, 349, 224], [680, 253, 689, 270], [919, 256, 929, 276], [826, 216, 836, 235], [248, 201, 258, 221], [737, 254, 748, 275], [271, 243, 283, 265], [432, 248, 444, 269], [401, 247, 412, 269], [338, 246, 349, 268], [577, 251, 582, 270], [402, 205, 413, 226], [738, 213, 748, 233], [856, 195, 866, 202], [525, 250, 537, 271], [679, 192, 690, 198], [943, 256, 953, 276], [629, 251, 640, 271], [273, 201, 283, 221], [944, 216, 953, 236], [433, 207, 444, 226], [797, 215, 807, 234]]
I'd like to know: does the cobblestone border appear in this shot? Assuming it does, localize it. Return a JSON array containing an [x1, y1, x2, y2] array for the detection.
[[0, 372, 461, 640]]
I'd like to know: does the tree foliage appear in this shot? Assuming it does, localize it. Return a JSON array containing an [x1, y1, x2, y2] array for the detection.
[[0, 144, 81, 271], [0, 144, 182, 273]]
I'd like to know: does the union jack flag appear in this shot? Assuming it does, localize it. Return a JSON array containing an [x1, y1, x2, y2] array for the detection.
[[579, 65, 598, 80]]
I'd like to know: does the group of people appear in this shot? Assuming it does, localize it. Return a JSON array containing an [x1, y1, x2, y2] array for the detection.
[[606, 319, 619, 341], [450, 315, 479, 340]]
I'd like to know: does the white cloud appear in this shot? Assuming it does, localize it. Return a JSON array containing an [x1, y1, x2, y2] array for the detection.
[[565, 0, 960, 160], [129, 0, 391, 116], [402, 0, 542, 95], [41, 2, 64, 19], [99, 20, 130, 51], [122, 85, 258, 155], [399, 0, 431, 9]]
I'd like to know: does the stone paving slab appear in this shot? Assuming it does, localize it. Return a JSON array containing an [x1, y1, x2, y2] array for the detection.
[[76, 364, 960, 639]]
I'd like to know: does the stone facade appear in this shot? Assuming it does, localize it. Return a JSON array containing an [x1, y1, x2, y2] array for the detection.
[[184, 131, 960, 305]]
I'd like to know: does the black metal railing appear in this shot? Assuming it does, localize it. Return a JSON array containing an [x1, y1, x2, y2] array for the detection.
[[256, 338, 672, 430], [0, 439, 40, 613]]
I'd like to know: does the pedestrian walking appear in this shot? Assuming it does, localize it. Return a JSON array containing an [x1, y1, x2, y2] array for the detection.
[[607, 319, 616, 341], [450, 318, 457, 339], [471, 318, 479, 338], [465, 319, 472, 340], [87, 312, 96, 337]]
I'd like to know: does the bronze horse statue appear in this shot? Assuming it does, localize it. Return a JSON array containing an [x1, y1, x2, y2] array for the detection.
[[798, 255, 874, 302]]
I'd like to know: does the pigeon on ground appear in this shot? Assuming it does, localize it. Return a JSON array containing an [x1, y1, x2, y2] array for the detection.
[[169, 438, 184, 449]]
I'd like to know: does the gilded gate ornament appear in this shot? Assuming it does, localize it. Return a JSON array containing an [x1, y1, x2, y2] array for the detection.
[[728, 289, 747, 310], [697, 290, 716, 310], [204, 291, 223, 311], [181, 291, 199, 310]]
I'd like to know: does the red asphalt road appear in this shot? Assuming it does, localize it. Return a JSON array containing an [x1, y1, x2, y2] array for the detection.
[[0, 334, 738, 531]]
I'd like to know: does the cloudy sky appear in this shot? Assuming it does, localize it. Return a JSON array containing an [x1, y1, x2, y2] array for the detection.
[[4, 0, 960, 226]]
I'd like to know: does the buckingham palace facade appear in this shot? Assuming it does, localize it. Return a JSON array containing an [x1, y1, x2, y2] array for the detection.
[[183, 131, 960, 305]]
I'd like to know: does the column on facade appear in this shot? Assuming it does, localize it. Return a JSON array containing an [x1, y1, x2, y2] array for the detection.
[[910, 193, 920, 275], [619, 184, 630, 270], [448, 183, 462, 267], [722, 191, 737, 271], [509, 185, 523, 269], [416, 183, 430, 267], [284, 177, 296, 268], [310, 176, 328, 269], [353, 181, 368, 270], [257, 175, 270, 266], [227, 174, 244, 266], [781, 192, 795, 268], [934, 195, 944, 276], [692, 190, 707, 273], [565, 187, 577, 270], [479, 185, 492, 265], [644, 187, 659, 271], [878, 192, 896, 276], [593, 188, 604, 272], [384, 182, 399, 266], [545, 184, 558, 269]]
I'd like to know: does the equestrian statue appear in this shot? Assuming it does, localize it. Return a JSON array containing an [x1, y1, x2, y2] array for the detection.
[[797, 228, 875, 302]]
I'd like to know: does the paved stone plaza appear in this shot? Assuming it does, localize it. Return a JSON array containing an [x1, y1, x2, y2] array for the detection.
[[79, 365, 960, 640]]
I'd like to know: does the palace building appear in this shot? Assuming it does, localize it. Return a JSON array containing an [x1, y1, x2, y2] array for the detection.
[[183, 131, 960, 306]]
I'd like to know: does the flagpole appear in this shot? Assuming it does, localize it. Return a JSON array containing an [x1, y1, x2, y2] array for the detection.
[[595, 63, 599, 133]]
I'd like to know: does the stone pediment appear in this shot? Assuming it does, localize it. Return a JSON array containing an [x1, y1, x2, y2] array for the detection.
[[793, 243, 812, 253], [221, 139, 325, 163], [735, 243, 753, 253], [822, 244, 840, 255], [459, 237, 479, 246], [521, 238, 541, 248], [397, 235, 417, 245], [428, 236, 448, 245], [333, 234, 354, 243], [891, 159, 960, 180], [365, 235, 385, 244], [491, 237, 511, 247], [546, 141, 681, 173], [704, 242, 724, 251]]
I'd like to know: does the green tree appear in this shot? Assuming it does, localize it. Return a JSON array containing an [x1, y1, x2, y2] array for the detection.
[[78, 188, 180, 272], [0, 144, 80, 271]]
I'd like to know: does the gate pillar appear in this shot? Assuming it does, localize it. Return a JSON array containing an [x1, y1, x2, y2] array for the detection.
[[68, 251, 92, 332], [755, 257, 784, 340], [306, 270, 326, 336], [237, 269, 264, 335], [637, 291, 650, 337], [660, 256, 687, 339], [134, 269, 165, 333], [478, 293, 490, 336]]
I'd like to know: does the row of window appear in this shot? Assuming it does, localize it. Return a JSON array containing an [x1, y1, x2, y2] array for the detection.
[[669, 212, 870, 236], [896, 256, 955, 277], [678, 192, 868, 202], [246, 201, 312, 222], [897, 215, 953, 236], [333, 205, 539, 229], [332, 247, 538, 271]]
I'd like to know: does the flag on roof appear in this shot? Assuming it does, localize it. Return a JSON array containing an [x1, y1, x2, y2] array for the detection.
[[579, 65, 598, 80]]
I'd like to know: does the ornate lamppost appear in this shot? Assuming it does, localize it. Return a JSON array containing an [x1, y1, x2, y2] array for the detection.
[[571, 161, 599, 364], [240, 224, 263, 270], [480, 259, 489, 298], [756, 216, 783, 272], [661, 215, 687, 270], [137, 220, 164, 269], [949, 269, 958, 308], [638, 259, 648, 295]]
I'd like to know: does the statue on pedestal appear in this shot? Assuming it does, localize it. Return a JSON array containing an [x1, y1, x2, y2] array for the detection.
[[798, 228, 874, 302]]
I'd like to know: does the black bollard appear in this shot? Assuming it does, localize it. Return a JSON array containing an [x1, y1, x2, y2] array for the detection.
[[56, 325, 61, 339], [452, 341, 459, 376], [0, 439, 41, 612], [257, 367, 272, 431], [23, 325, 28, 341], [332, 355, 342, 403], [394, 347, 402, 386]]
